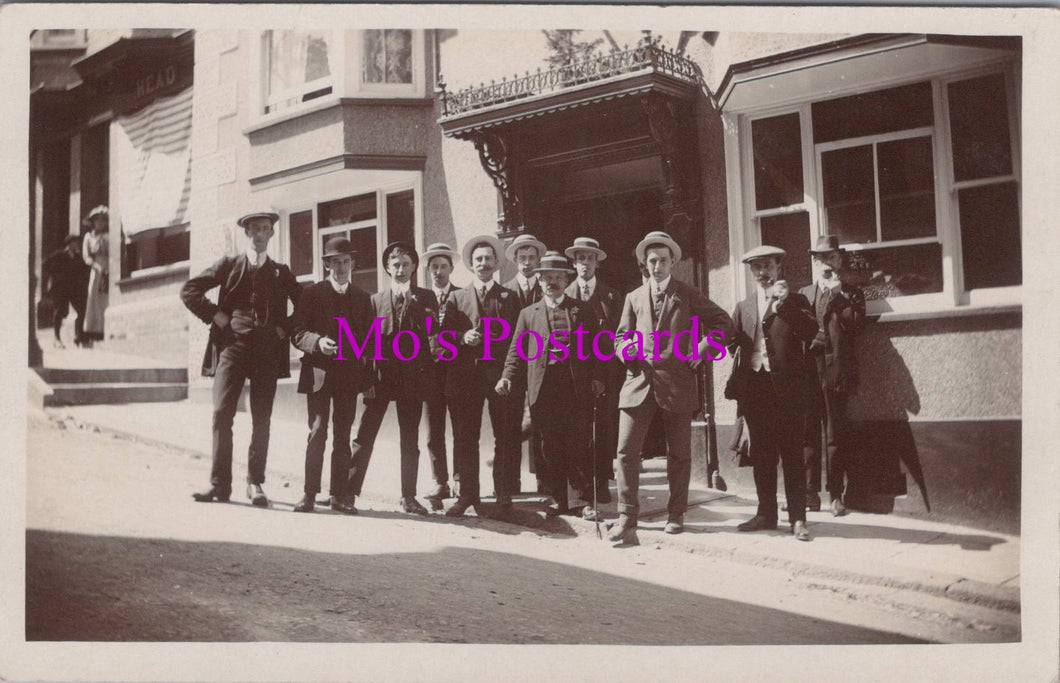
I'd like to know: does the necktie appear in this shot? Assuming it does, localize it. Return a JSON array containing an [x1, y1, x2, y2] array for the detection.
[[395, 291, 406, 323], [582, 283, 591, 301], [437, 289, 448, 323], [653, 288, 666, 320], [478, 284, 487, 301]]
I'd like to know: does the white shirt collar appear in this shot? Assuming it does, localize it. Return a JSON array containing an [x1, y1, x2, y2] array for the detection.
[[475, 279, 495, 294], [544, 294, 566, 309], [328, 275, 349, 295], [650, 275, 672, 295], [516, 273, 537, 290], [432, 283, 451, 297], [246, 248, 268, 268], [391, 281, 411, 297], [576, 276, 596, 297]]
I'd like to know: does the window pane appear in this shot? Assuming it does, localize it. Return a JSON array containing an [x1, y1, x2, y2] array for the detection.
[[318, 193, 376, 227], [844, 242, 944, 301], [878, 136, 936, 241], [821, 145, 876, 244], [959, 181, 1021, 290], [948, 73, 1013, 182], [760, 211, 812, 291], [363, 29, 413, 84], [288, 210, 313, 277], [813, 81, 933, 144], [752, 113, 803, 210], [386, 190, 416, 246], [320, 228, 378, 292], [265, 30, 333, 112]]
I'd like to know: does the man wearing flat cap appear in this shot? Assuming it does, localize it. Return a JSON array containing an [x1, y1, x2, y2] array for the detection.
[[440, 234, 521, 518], [497, 252, 605, 519], [730, 244, 819, 541], [799, 235, 866, 517], [422, 242, 462, 510], [345, 241, 438, 516], [565, 236, 624, 504], [290, 236, 374, 514], [182, 210, 302, 507], [608, 231, 735, 545]]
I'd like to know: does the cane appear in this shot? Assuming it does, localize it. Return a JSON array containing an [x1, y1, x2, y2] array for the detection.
[[591, 396, 602, 540]]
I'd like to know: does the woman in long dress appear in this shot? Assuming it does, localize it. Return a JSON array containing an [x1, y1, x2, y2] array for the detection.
[[81, 205, 109, 347]]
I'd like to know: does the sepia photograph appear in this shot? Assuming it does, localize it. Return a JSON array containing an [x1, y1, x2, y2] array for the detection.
[[4, 3, 1058, 681]]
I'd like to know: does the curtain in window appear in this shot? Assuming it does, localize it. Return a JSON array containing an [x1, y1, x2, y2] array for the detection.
[[267, 30, 332, 97], [113, 86, 192, 237], [362, 29, 412, 84]]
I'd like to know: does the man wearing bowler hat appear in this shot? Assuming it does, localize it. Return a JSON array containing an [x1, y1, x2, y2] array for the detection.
[[497, 252, 605, 519], [422, 241, 462, 509], [731, 244, 819, 541], [290, 236, 374, 514], [799, 235, 866, 517], [607, 231, 735, 545], [565, 236, 624, 503], [182, 210, 302, 507], [345, 241, 438, 516], [440, 234, 521, 518]]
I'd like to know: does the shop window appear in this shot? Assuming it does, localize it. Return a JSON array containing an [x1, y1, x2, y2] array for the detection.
[[752, 113, 803, 211], [812, 81, 934, 144], [263, 30, 335, 114], [760, 211, 812, 291], [288, 210, 314, 278]]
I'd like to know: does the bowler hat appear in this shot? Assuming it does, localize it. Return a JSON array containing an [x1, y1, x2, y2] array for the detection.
[[504, 233, 547, 262], [533, 251, 576, 275], [564, 236, 608, 261], [809, 235, 845, 254], [741, 244, 787, 263], [422, 242, 460, 266], [237, 211, 280, 229], [634, 231, 682, 263], [322, 236, 357, 259], [382, 241, 419, 270], [461, 234, 506, 268]]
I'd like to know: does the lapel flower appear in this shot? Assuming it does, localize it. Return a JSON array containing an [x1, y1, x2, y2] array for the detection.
[[500, 291, 509, 299], [570, 305, 580, 316]]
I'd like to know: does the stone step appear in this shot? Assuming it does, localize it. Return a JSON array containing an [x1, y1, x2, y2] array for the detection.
[[43, 382, 189, 407], [35, 367, 188, 385]]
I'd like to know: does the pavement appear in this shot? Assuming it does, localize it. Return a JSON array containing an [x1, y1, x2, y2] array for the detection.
[[41, 396, 1020, 615]]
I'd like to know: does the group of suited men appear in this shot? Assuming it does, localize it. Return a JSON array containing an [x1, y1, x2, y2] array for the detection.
[[181, 210, 864, 546]]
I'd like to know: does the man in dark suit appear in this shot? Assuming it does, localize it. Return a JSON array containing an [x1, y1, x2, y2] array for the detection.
[[799, 235, 866, 517], [607, 231, 735, 545], [731, 245, 819, 541], [345, 242, 437, 516], [565, 236, 624, 504], [422, 242, 462, 510], [41, 234, 89, 348], [502, 233, 546, 495], [497, 252, 605, 519], [181, 210, 302, 507], [290, 237, 374, 514], [441, 234, 521, 518]]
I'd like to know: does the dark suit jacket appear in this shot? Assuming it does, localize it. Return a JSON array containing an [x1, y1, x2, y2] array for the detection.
[[370, 284, 438, 401], [731, 290, 819, 406], [616, 278, 735, 413], [42, 248, 89, 302], [566, 277, 625, 385], [441, 281, 521, 398], [503, 276, 543, 310], [502, 297, 603, 408], [799, 282, 866, 393], [181, 254, 301, 378], [291, 279, 375, 394]]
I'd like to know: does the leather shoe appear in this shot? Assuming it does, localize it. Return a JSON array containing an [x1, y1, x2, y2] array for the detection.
[[545, 503, 569, 517], [445, 497, 481, 518], [192, 486, 230, 503], [606, 515, 639, 546], [401, 496, 430, 516], [806, 492, 822, 512], [491, 501, 515, 521], [331, 495, 358, 515], [293, 495, 315, 513], [247, 484, 268, 507], [830, 498, 847, 517], [425, 484, 452, 511], [595, 482, 612, 504], [664, 514, 684, 534], [793, 520, 811, 541], [737, 515, 778, 532], [581, 505, 598, 522]]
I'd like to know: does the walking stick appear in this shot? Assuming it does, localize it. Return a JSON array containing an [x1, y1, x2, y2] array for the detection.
[[591, 397, 602, 540]]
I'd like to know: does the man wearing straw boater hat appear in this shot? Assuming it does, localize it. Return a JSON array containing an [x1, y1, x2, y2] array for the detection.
[[565, 236, 624, 504], [421, 241, 462, 510], [289, 236, 374, 515], [607, 231, 735, 545], [345, 241, 438, 516], [731, 244, 818, 541], [182, 209, 302, 508], [440, 234, 521, 518], [496, 251, 605, 519], [799, 235, 866, 518]]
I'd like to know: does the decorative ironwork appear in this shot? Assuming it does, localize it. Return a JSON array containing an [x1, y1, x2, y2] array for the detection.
[[438, 42, 702, 118], [471, 130, 522, 232]]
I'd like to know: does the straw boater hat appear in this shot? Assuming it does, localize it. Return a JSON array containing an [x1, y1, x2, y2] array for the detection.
[[504, 233, 547, 262], [382, 241, 419, 270], [564, 236, 607, 261], [741, 244, 787, 263], [237, 211, 280, 229], [533, 251, 576, 275], [422, 242, 460, 266], [634, 230, 682, 263], [322, 236, 356, 259], [81, 205, 109, 227], [809, 235, 844, 254], [461, 234, 507, 267]]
